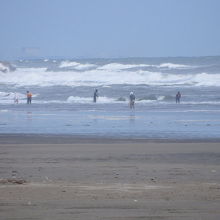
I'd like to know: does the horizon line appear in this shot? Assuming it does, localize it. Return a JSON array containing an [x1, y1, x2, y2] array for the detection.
[[2, 55, 220, 61]]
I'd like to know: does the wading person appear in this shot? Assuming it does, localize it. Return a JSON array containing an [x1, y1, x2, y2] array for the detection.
[[93, 89, 99, 103], [26, 91, 32, 104], [129, 92, 135, 109], [176, 91, 181, 104]]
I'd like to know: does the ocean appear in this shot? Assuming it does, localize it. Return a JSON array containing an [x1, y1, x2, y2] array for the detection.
[[1, 56, 220, 139]]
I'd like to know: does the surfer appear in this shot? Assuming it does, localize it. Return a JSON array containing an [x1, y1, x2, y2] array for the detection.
[[129, 92, 135, 109], [93, 89, 99, 103], [176, 91, 181, 103], [26, 91, 32, 104]]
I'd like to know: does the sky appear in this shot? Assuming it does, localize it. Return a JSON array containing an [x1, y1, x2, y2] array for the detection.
[[0, 0, 220, 59]]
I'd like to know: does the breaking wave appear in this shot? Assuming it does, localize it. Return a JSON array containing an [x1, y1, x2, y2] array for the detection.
[[98, 63, 151, 70], [66, 96, 171, 104], [1, 66, 220, 87], [67, 96, 118, 104], [0, 61, 16, 72], [98, 62, 191, 71], [158, 63, 190, 69], [57, 61, 192, 71], [0, 91, 26, 100], [1, 91, 220, 106], [0, 91, 38, 104], [59, 61, 97, 70], [0, 92, 172, 105]]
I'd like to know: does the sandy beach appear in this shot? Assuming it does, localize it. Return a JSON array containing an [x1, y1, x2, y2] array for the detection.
[[0, 135, 220, 220]]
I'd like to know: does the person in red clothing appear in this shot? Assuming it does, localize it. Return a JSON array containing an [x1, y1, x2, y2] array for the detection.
[[26, 91, 32, 104]]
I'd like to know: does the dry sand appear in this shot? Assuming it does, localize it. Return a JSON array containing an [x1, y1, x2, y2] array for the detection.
[[0, 135, 220, 220]]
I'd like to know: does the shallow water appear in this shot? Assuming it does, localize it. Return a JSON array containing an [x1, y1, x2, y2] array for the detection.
[[0, 104, 220, 139], [1, 57, 220, 138]]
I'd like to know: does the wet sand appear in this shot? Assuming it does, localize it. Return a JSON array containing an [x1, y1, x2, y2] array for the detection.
[[0, 135, 220, 220]]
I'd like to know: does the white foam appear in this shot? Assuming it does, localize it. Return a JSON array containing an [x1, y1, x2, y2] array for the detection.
[[193, 72, 220, 86], [0, 91, 26, 100], [159, 63, 190, 69], [98, 63, 150, 71], [0, 91, 39, 104], [59, 61, 192, 71], [181, 101, 220, 105], [0, 62, 14, 72], [157, 96, 166, 101], [75, 63, 97, 70], [1, 67, 220, 87], [59, 61, 80, 68], [59, 61, 97, 70], [16, 67, 48, 72], [66, 96, 164, 104], [0, 109, 9, 112], [67, 96, 123, 104], [0, 63, 9, 72]]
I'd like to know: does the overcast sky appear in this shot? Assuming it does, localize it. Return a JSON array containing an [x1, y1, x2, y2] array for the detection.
[[0, 0, 220, 59]]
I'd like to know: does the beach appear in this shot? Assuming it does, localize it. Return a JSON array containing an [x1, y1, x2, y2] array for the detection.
[[0, 135, 220, 220]]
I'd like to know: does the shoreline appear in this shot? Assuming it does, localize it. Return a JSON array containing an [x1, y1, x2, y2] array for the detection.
[[1, 133, 220, 144]]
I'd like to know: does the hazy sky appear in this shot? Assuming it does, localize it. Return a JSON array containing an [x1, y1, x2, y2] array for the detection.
[[0, 0, 220, 59]]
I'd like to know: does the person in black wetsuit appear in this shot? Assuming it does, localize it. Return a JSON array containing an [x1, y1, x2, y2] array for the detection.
[[176, 91, 181, 103], [93, 89, 99, 103]]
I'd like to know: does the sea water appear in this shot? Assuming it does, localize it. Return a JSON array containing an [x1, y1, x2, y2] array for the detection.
[[0, 56, 220, 139]]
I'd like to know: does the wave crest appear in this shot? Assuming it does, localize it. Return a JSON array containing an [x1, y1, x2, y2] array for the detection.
[[0, 61, 16, 73], [1, 66, 220, 87], [98, 63, 150, 71], [59, 61, 97, 70], [159, 63, 190, 69]]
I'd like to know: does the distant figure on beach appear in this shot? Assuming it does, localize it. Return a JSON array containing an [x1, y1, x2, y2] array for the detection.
[[26, 91, 32, 104], [14, 93, 19, 104], [93, 89, 99, 103], [129, 92, 135, 109], [176, 91, 181, 103]]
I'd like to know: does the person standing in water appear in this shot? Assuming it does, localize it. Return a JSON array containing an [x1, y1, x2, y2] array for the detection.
[[93, 89, 99, 103], [26, 91, 32, 104], [129, 92, 135, 109], [14, 93, 19, 104], [176, 91, 181, 103]]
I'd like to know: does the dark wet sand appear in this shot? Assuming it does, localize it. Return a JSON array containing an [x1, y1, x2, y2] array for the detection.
[[0, 135, 220, 220]]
